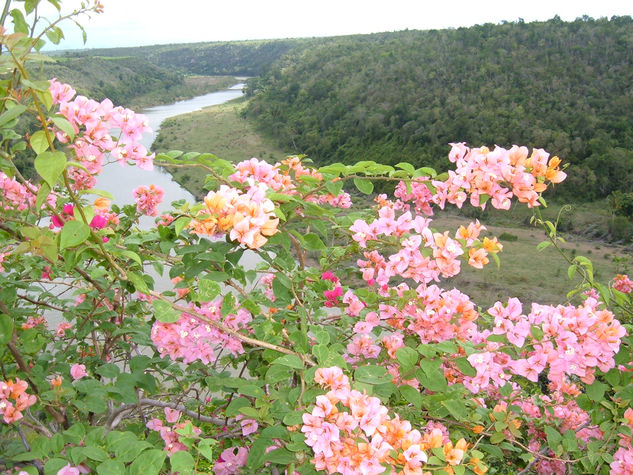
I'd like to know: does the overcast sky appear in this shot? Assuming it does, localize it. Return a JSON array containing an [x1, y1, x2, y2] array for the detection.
[[33, 0, 633, 50]]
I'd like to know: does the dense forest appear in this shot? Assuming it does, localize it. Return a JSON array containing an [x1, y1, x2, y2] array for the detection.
[[61, 38, 305, 76], [244, 16, 633, 200]]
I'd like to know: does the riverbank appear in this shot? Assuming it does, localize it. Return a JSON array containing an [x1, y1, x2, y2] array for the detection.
[[152, 97, 286, 197]]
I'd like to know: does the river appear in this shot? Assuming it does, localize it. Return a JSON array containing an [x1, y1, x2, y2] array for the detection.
[[95, 83, 245, 214]]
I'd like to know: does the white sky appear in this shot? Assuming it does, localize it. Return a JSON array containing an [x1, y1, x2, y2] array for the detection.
[[31, 0, 633, 50]]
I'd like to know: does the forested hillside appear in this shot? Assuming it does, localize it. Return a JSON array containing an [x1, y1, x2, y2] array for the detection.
[[41, 55, 183, 106], [63, 38, 305, 76], [245, 16, 633, 200]]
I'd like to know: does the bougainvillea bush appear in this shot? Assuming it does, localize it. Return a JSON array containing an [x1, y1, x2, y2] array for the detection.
[[1, 3, 633, 475]]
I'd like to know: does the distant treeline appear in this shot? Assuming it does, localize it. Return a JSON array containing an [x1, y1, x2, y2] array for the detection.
[[244, 16, 633, 200], [60, 39, 305, 77]]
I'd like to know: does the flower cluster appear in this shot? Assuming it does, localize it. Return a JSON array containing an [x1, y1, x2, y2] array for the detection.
[[228, 156, 323, 194], [189, 184, 279, 249], [614, 274, 633, 294], [433, 144, 566, 209], [352, 207, 497, 288], [0, 378, 36, 423], [151, 299, 252, 364], [147, 408, 202, 455], [132, 184, 164, 217], [462, 297, 625, 394], [302, 367, 473, 474], [0, 172, 37, 212], [49, 78, 154, 190]]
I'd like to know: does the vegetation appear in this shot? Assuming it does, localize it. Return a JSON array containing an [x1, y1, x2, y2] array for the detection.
[[3, 3, 633, 475], [152, 98, 287, 198], [41, 55, 238, 108], [245, 16, 633, 201], [61, 38, 306, 76]]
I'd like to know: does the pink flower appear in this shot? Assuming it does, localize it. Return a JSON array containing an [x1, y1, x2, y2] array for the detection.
[[614, 274, 633, 294], [236, 414, 258, 436], [164, 407, 180, 423], [56, 322, 73, 337], [132, 184, 164, 217], [57, 465, 80, 475], [70, 364, 87, 381], [214, 447, 249, 475]]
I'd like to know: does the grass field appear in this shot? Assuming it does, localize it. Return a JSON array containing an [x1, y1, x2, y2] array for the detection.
[[152, 99, 631, 309], [430, 211, 630, 308]]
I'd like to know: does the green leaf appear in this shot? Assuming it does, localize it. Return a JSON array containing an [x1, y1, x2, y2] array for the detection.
[[96, 460, 126, 475], [544, 426, 562, 449], [489, 432, 505, 444], [152, 300, 179, 323], [128, 449, 166, 475], [34, 151, 66, 187], [395, 162, 415, 173], [197, 438, 216, 462], [10, 9, 28, 33], [59, 220, 90, 250], [355, 365, 389, 384], [264, 448, 297, 465], [272, 354, 304, 369], [96, 363, 120, 379], [127, 272, 149, 294], [266, 365, 293, 384], [80, 446, 108, 461], [0, 315, 14, 347], [417, 359, 447, 392], [303, 233, 325, 250], [30, 130, 49, 154], [205, 271, 230, 282], [395, 346, 418, 373], [536, 241, 552, 251], [35, 182, 51, 210], [0, 104, 26, 127], [198, 278, 221, 301], [454, 357, 477, 377], [173, 216, 191, 236], [353, 178, 374, 194], [170, 451, 194, 475], [51, 116, 75, 141], [586, 381, 608, 402], [400, 385, 422, 408]]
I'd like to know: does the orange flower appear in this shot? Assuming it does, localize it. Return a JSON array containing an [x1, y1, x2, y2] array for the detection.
[[468, 248, 489, 269], [624, 408, 633, 427], [50, 375, 63, 387], [482, 236, 502, 254], [93, 197, 111, 212], [471, 425, 485, 434]]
